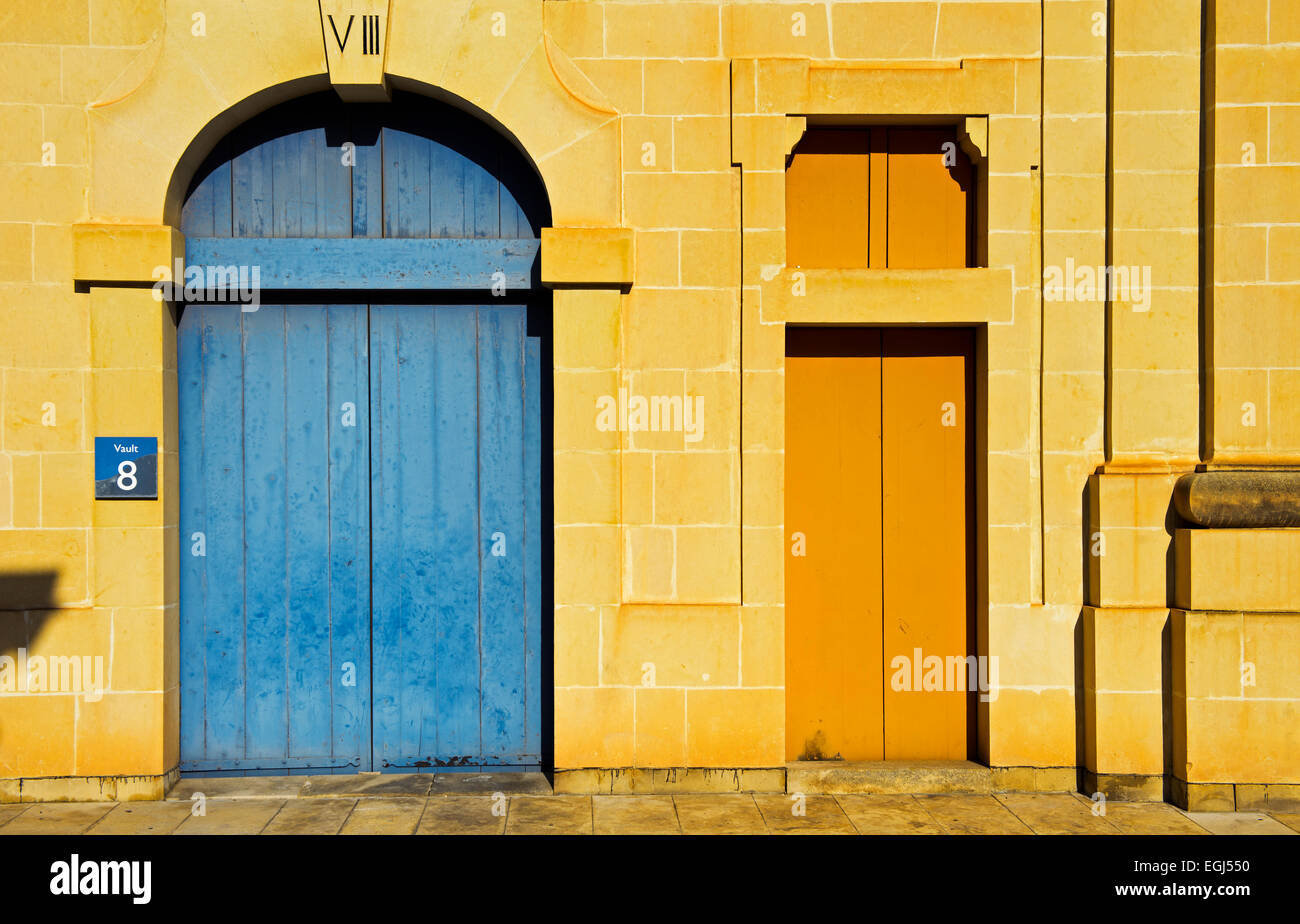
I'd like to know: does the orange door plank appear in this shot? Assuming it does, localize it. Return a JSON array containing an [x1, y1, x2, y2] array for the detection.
[[867, 128, 889, 269], [785, 129, 871, 269], [886, 128, 972, 268], [880, 328, 974, 759], [785, 329, 883, 761]]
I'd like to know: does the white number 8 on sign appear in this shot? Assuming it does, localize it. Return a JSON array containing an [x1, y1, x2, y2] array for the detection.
[[117, 459, 138, 491]]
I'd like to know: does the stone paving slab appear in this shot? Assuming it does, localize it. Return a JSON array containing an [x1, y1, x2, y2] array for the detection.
[[86, 801, 194, 835], [789, 760, 992, 795], [0, 804, 31, 828], [167, 777, 308, 801], [915, 794, 1034, 834], [995, 793, 1122, 835], [173, 799, 286, 835], [1184, 811, 1300, 836], [339, 797, 426, 834], [430, 772, 551, 796], [754, 794, 856, 834], [418, 795, 507, 834], [672, 794, 768, 835], [505, 796, 592, 835], [1272, 813, 1300, 833], [0, 802, 114, 834], [1103, 803, 1212, 835], [302, 773, 433, 799], [593, 795, 680, 835], [263, 798, 357, 835], [835, 794, 947, 834]]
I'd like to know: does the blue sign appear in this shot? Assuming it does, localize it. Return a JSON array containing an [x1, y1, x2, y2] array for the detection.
[[95, 437, 158, 500]]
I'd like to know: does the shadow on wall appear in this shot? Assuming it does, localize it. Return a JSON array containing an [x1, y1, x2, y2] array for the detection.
[[1073, 480, 1182, 797], [0, 571, 62, 768], [1073, 608, 1086, 793], [1161, 494, 1181, 801], [1075, 479, 1090, 792]]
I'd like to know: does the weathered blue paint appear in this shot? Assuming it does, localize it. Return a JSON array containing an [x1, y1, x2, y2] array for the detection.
[[179, 306, 372, 773], [368, 305, 541, 768], [178, 94, 546, 774], [183, 237, 539, 290]]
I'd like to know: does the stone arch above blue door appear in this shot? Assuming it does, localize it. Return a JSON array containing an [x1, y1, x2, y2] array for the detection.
[[178, 92, 547, 775]]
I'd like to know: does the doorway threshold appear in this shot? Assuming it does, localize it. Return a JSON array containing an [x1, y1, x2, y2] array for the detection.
[[166, 771, 552, 801], [786, 760, 992, 795]]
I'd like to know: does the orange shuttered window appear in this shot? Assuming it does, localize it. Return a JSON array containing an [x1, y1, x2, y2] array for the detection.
[[785, 126, 973, 269], [785, 129, 872, 269]]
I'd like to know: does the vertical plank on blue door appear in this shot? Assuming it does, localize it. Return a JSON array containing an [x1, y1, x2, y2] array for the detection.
[[211, 158, 233, 237], [403, 307, 443, 766], [370, 306, 426, 766], [309, 128, 329, 237], [352, 119, 383, 238], [499, 181, 530, 239], [272, 133, 300, 238], [180, 169, 212, 236], [429, 140, 466, 238], [178, 307, 208, 763], [524, 329, 543, 758], [478, 306, 527, 760], [402, 307, 441, 765], [312, 128, 353, 237], [370, 305, 485, 768], [181, 157, 232, 238], [368, 305, 401, 765], [284, 307, 333, 762], [232, 136, 273, 236], [430, 306, 482, 765], [199, 306, 246, 761], [326, 306, 371, 770], [240, 307, 289, 764], [384, 129, 432, 239], [466, 141, 500, 238]]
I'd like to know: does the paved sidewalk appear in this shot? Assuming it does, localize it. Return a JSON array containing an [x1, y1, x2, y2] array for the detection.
[[1, 776, 1298, 835]]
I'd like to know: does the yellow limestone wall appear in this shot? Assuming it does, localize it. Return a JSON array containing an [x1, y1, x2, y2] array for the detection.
[[0, 0, 1296, 802]]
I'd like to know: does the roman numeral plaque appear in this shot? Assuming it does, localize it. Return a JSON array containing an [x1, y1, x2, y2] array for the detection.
[[318, 0, 391, 101]]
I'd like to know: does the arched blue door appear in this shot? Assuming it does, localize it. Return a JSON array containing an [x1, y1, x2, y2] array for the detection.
[[178, 94, 547, 773]]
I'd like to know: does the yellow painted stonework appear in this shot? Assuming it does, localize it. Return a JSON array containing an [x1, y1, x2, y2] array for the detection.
[[0, 0, 1297, 806]]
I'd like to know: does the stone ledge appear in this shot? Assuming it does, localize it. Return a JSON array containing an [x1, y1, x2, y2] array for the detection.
[[164, 771, 551, 800], [761, 267, 1014, 326], [991, 766, 1080, 794], [1173, 779, 1300, 812], [0, 769, 178, 803], [1174, 471, 1300, 528], [540, 227, 634, 288], [787, 760, 993, 795], [1081, 771, 1165, 803], [554, 768, 785, 794], [72, 223, 183, 284]]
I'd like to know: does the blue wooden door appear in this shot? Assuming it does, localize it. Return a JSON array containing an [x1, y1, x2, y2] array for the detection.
[[178, 93, 546, 773], [179, 305, 372, 773], [370, 305, 542, 768]]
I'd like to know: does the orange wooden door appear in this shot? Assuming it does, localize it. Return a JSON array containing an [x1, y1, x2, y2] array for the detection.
[[880, 329, 975, 759], [785, 328, 974, 763], [785, 329, 883, 761]]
